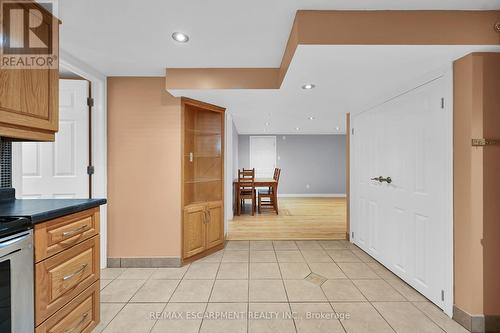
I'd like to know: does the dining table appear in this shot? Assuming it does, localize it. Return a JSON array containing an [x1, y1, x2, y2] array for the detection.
[[233, 178, 277, 216]]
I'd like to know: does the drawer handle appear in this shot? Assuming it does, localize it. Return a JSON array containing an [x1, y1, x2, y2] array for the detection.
[[63, 264, 88, 281], [64, 313, 88, 333], [62, 225, 88, 238]]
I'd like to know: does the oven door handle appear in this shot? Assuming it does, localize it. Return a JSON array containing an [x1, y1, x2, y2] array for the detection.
[[0, 233, 31, 258]]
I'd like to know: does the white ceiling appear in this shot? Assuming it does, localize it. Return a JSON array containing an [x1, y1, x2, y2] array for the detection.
[[59, 0, 500, 76], [171, 45, 500, 134], [58, 1, 500, 134]]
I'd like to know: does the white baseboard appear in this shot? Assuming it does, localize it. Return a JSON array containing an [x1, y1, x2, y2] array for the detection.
[[278, 193, 347, 198]]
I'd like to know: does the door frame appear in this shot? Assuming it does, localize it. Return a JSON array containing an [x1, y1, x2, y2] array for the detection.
[[59, 50, 108, 269], [349, 66, 453, 316], [249, 135, 277, 177]]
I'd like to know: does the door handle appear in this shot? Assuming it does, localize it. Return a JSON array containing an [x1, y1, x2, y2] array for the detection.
[[371, 176, 392, 184]]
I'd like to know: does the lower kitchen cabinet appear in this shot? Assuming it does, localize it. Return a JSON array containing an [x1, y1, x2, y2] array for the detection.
[[34, 207, 101, 332], [35, 235, 99, 325], [183, 201, 224, 260], [183, 203, 207, 258]]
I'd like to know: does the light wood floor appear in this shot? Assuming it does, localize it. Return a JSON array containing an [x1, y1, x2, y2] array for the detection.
[[228, 197, 347, 240]]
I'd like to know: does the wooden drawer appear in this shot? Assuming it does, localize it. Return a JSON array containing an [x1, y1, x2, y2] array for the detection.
[[35, 208, 100, 262], [36, 235, 100, 325], [36, 281, 100, 333]]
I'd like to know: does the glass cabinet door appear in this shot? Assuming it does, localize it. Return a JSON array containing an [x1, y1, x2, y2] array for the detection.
[[184, 105, 223, 205]]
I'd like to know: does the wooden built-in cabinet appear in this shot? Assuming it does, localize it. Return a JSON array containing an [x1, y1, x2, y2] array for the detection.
[[34, 207, 101, 332], [182, 97, 225, 261], [0, 1, 60, 141]]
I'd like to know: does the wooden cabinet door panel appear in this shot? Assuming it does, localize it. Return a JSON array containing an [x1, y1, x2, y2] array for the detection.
[[183, 204, 207, 258], [0, 4, 59, 140], [206, 201, 224, 249]]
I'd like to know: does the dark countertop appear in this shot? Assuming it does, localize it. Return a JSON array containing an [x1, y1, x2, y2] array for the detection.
[[0, 197, 106, 224]]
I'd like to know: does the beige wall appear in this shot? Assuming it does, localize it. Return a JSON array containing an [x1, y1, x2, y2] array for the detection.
[[107, 77, 181, 258], [453, 54, 484, 315], [453, 53, 500, 317]]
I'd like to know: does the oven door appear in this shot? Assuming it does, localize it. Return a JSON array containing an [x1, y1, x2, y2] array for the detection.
[[0, 230, 34, 333]]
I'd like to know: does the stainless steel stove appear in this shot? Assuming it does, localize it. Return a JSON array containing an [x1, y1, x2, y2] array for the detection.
[[0, 218, 34, 333]]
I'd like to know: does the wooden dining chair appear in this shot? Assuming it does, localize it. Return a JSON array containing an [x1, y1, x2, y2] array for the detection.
[[258, 168, 281, 214], [238, 168, 256, 215]]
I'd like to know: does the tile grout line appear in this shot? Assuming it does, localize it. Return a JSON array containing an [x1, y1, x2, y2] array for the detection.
[[299, 244, 340, 302], [296, 239, 349, 333], [313, 247, 400, 333], [154, 264, 195, 333], [405, 301, 449, 333], [126, 270, 158, 333], [338, 248, 402, 333], [275, 241, 298, 333], [102, 242, 451, 333], [198, 258, 222, 333], [96, 270, 126, 333]]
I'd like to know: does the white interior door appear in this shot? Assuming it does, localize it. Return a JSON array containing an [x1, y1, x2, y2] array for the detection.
[[249, 136, 276, 178], [351, 74, 452, 312], [13, 79, 90, 199]]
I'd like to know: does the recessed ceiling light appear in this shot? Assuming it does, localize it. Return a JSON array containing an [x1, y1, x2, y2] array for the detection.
[[302, 84, 315, 90], [308, 116, 315, 120], [172, 32, 189, 43], [295, 127, 300, 131]]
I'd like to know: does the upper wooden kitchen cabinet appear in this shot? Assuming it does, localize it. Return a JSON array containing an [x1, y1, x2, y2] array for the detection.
[[0, 1, 60, 141], [181, 97, 225, 262]]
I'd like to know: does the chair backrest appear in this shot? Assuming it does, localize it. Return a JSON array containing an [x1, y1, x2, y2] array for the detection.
[[273, 168, 281, 183], [240, 168, 255, 180], [238, 168, 255, 191], [273, 168, 281, 181], [270, 168, 281, 194]]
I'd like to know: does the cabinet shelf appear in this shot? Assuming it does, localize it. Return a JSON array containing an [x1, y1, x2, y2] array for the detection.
[[185, 178, 222, 184], [185, 129, 222, 136], [184, 154, 221, 158]]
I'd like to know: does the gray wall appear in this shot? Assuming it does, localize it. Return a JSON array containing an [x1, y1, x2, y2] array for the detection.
[[238, 135, 346, 195]]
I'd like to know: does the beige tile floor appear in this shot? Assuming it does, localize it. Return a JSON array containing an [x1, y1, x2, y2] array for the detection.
[[95, 240, 469, 333]]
